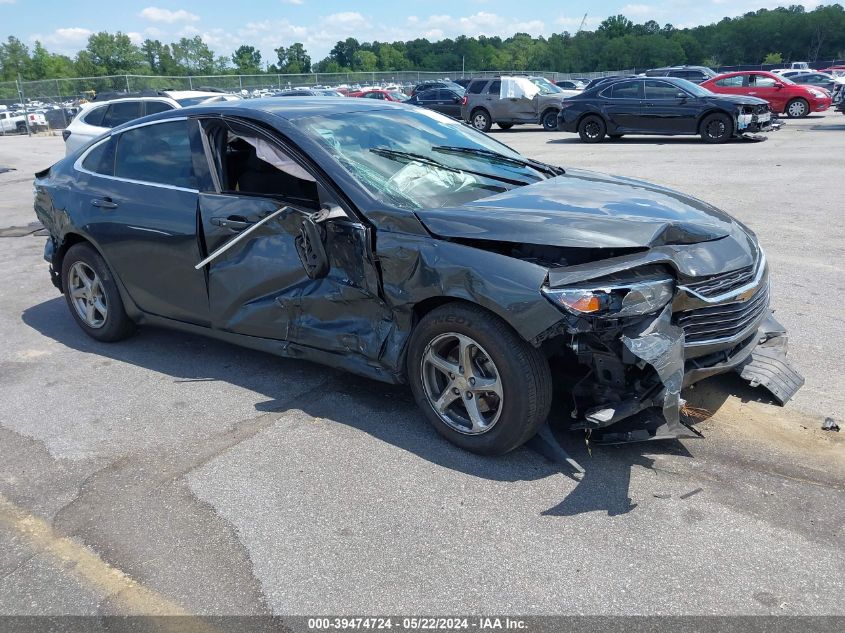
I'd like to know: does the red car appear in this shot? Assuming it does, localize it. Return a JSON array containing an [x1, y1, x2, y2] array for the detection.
[[700, 71, 831, 118], [347, 89, 408, 102]]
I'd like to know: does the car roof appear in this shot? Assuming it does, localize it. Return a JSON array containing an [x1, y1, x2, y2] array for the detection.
[[150, 96, 410, 122]]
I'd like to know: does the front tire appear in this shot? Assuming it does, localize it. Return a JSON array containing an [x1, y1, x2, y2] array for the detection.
[[541, 110, 559, 131], [700, 113, 733, 143], [61, 243, 135, 342], [407, 303, 552, 455], [785, 98, 809, 118], [470, 109, 492, 132], [578, 115, 606, 143], [497, 122, 513, 130]]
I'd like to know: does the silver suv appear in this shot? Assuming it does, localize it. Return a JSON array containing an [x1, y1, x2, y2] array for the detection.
[[461, 76, 577, 132]]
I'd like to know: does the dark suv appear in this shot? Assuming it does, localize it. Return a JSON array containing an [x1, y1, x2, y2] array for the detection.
[[645, 66, 717, 84], [461, 76, 568, 131]]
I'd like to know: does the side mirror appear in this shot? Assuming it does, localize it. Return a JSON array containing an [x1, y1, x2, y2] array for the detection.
[[296, 215, 330, 279], [676, 92, 687, 100], [452, 95, 461, 103], [775, 83, 784, 89]]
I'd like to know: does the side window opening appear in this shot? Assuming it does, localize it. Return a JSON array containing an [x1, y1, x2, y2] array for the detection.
[[487, 80, 501, 95], [83, 105, 107, 127], [467, 80, 487, 94], [81, 137, 116, 176], [113, 120, 196, 189], [202, 121, 320, 209]]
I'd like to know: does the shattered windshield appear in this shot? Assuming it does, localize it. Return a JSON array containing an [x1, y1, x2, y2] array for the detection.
[[300, 109, 548, 210]]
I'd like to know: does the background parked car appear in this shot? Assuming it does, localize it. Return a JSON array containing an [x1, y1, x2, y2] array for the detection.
[[555, 80, 585, 90], [461, 76, 573, 131], [63, 91, 241, 154], [779, 71, 843, 97], [701, 71, 832, 118], [645, 65, 717, 84], [348, 89, 408, 102], [557, 76, 771, 143], [411, 80, 464, 96], [406, 88, 464, 118], [276, 88, 345, 97]]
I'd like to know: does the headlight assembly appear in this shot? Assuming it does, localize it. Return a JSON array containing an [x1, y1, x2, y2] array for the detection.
[[542, 276, 674, 318]]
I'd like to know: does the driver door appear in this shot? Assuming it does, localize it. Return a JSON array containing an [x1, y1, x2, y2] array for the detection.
[[194, 118, 392, 357]]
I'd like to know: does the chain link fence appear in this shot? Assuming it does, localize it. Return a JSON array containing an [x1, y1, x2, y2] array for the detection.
[[0, 69, 633, 132]]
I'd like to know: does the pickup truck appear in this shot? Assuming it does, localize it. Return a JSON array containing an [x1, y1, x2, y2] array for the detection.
[[0, 111, 48, 134]]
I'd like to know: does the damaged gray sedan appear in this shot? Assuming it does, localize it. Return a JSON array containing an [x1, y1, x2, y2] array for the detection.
[[34, 98, 803, 455]]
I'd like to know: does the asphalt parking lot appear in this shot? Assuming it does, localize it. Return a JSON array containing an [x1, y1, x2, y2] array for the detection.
[[1, 117, 844, 617]]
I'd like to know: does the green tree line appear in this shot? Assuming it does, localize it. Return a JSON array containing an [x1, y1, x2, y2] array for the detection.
[[2, 5, 844, 82]]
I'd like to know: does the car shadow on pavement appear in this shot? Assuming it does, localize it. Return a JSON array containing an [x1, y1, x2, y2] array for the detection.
[[546, 136, 750, 145], [23, 296, 698, 518]]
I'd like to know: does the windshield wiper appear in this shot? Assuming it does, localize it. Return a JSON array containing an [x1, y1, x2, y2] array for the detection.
[[369, 147, 529, 186], [432, 145, 565, 177]]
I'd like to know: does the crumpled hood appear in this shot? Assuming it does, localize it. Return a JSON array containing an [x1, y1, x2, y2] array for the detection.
[[415, 168, 748, 250]]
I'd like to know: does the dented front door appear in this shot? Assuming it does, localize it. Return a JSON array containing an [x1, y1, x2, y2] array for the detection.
[[197, 192, 393, 359]]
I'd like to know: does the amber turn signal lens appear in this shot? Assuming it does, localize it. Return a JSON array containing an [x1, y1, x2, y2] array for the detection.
[[569, 295, 602, 313]]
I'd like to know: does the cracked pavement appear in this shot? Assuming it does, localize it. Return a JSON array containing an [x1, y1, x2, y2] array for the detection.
[[0, 122, 843, 616]]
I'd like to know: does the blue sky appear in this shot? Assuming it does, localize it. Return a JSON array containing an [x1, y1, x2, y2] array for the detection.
[[0, 1, 824, 62]]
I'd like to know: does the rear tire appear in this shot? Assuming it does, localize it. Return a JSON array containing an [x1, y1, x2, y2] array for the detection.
[[700, 113, 733, 144], [785, 98, 809, 118], [407, 302, 552, 455], [470, 109, 492, 132], [497, 122, 513, 130], [61, 243, 136, 342], [578, 115, 606, 143], [541, 110, 559, 131]]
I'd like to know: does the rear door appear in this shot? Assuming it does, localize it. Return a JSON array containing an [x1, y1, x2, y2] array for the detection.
[[74, 118, 210, 325], [602, 80, 644, 131], [194, 117, 392, 356]]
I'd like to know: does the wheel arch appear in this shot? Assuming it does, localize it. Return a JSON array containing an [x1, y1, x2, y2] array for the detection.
[[52, 231, 142, 319], [469, 106, 491, 121], [540, 106, 560, 121], [696, 108, 735, 134]]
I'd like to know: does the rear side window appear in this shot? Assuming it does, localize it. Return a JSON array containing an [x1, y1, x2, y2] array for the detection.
[[715, 75, 744, 87], [487, 80, 501, 95], [82, 105, 108, 127], [610, 81, 643, 99], [113, 120, 196, 189], [102, 101, 142, 128], [81, 138, 115, 176], [418, 89, 437, 101], [145, 101, 174, 115], [467, 80, 487, 94]]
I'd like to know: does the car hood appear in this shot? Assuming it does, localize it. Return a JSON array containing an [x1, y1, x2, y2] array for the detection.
[[704, 94, 769, 106], [414, 168, 753, 252]]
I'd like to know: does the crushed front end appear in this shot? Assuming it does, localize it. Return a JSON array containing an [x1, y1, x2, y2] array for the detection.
[[736, 103, 773, 135], [533, 249, 803, 443]]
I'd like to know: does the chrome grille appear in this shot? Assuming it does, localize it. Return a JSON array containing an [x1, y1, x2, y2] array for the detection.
[[677, 283, 769, 344], [682, 264, 756, 299]]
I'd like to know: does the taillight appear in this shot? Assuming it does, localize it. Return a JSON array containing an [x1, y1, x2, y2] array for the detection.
[[461, 96, 468, 106]]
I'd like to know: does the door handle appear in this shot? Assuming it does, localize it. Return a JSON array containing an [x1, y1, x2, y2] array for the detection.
[[210, 216, 253, 231], [91, 197, 118, 209]]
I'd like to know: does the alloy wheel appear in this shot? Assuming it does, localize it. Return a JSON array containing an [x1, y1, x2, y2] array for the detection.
[[68, 261, 108, 328], [788, 100, 807, 117], [584, 121, 601, 138], [420, 332, 503, 435], [706, 119, 726, 139], [473, 114, 488, 130]]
